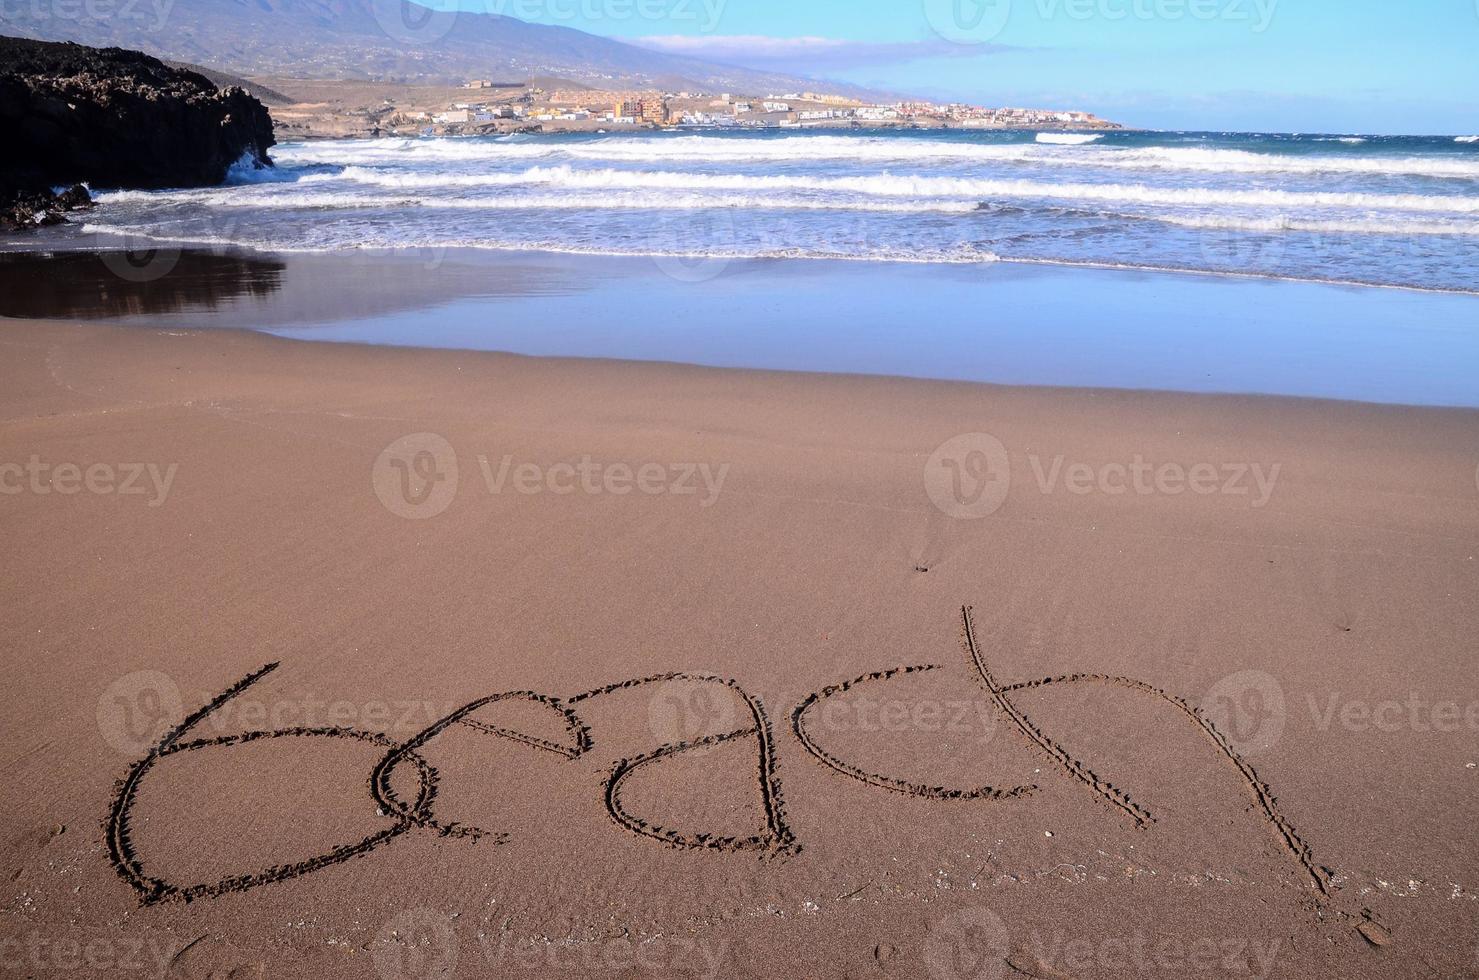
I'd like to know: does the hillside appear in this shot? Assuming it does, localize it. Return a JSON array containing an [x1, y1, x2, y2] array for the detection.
[[163, 61, 297, 106], [0, 0, 883, 99]]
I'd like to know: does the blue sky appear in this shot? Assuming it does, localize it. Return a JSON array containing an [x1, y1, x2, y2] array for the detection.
[[458, 0, 1479, 133]]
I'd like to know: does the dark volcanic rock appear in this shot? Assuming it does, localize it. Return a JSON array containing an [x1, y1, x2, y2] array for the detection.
[[0, 35, 275, 227], [0, 183, 93, 232]]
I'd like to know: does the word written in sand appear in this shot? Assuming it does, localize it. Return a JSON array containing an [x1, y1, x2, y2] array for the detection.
[[106, 607, 1332, 905]]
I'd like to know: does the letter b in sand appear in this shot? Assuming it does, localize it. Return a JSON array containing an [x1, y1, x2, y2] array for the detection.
[[373, 433, 459, 520], [925, 433, 1011, 518]]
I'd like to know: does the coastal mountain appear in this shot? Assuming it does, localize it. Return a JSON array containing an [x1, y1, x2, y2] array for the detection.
[[0, 0, 880, 98]]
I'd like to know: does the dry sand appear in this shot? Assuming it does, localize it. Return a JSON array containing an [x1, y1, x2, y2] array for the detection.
[[1, 319, 1476, 979]]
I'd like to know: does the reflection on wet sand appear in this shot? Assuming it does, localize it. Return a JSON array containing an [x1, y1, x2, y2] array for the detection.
[[0, 251, 286, 319], [0, 246, 596, 328], [6, 245, 1479, 406]]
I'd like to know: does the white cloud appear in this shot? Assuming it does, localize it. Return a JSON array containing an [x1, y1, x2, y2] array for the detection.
[[634, 34, 1007, 69]]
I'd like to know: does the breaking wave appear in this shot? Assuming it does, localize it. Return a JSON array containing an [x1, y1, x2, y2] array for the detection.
[[66, 128, 1479, 293], [1035, 133, 1103, 145], [278, 136, 1479, 180], [307, 164, 1479, 214]]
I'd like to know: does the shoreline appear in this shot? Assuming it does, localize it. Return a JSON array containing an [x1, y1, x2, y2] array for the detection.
[[23, 229, 1479, 299], [17, 308, 1479, 418], [5, 246, 1478, 408]]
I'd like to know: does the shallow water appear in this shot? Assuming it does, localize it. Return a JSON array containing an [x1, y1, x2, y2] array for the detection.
[[5, 248, 1477, 407]]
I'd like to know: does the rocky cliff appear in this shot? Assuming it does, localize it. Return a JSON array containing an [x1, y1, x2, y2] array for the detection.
[[1, 36, 275, 229]]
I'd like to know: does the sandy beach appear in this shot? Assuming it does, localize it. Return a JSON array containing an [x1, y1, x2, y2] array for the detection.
[[1, 317, 1476, 978], [5, 3, 1478, 977]]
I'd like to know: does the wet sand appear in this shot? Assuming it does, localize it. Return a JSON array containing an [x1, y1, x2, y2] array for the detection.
[[1, 318, 1477, 979], [5, 248, 1479, 406]]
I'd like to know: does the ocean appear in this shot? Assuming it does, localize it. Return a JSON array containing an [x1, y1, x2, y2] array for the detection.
[[59, 128, 1479, 294]]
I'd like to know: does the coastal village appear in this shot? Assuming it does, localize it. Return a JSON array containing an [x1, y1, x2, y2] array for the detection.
[[259, 78, 1117, 139], [410, 82, 1117, 135]]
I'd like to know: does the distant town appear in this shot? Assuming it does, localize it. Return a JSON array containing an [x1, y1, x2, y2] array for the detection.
[[380, 81, 1118, 137], [257, 77, 1121, 140]]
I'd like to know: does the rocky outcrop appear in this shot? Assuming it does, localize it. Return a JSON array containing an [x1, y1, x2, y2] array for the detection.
[[0, 36, 275, 229], [0, 183, 93, 231]]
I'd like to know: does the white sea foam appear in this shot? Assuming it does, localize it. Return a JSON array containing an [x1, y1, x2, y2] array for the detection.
[[1035, 133, 1103, 145], [1458, 136, 1479, 144], [1145, 213, 1479, 236], [144, 199, 1479, 237], [1109, 146, 1479, 179], [276, 136, 1479, 179], [72, 221, 1004, 265], [319, 164, 1479, 214], [94, 186, 986, 214], [91, 180, 1479, 239]]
